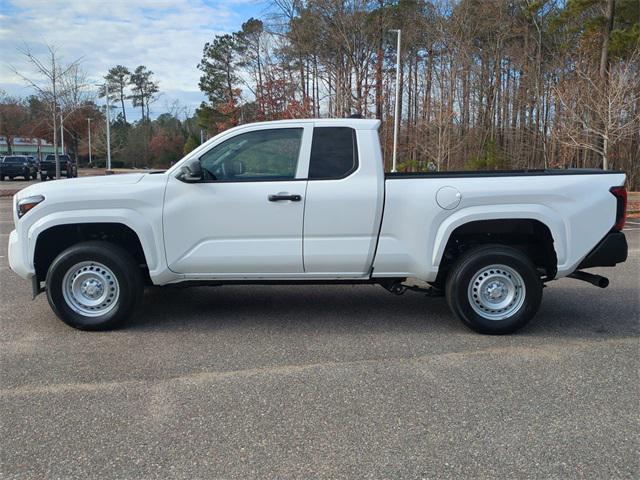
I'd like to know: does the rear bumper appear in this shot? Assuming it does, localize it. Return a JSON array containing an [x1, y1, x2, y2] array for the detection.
[[578, 231, 628, 269], [39, 165, 68, 173]]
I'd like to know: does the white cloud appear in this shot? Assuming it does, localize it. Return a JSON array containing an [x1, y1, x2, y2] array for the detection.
[[0, 0, 259, 119]]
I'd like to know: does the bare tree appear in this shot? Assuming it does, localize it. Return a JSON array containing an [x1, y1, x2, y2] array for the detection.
[[10, 44, 85, 178], [0, 93, 29, 154], [554, 49, 640, 170]]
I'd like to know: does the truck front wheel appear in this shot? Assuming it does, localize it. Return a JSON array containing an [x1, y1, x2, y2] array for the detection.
[[445, 245, 542, 334], [46, 241, 143, 330]]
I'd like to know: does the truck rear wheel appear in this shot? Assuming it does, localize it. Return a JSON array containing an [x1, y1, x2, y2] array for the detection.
[[46, 241, 143, 330], [445, 245, 542, 334]]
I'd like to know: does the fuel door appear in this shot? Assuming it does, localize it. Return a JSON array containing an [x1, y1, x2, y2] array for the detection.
[[436, 186, 462, 210]]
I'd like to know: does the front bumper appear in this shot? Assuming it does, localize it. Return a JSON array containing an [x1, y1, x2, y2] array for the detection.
[[8, 229, 34, 279], [578, 231, 628, 269], [1, 167, 28, 175]]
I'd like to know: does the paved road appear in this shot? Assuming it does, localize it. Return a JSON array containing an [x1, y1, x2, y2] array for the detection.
[[0, 173, 87, 197], [1, 197, 638, 479], [0, 178, 36, 196]]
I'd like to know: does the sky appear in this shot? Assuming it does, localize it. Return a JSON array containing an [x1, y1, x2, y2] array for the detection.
[[0, 0, 269, 120]]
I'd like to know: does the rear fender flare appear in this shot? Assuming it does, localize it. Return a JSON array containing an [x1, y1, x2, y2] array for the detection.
[[431, 204, 566, 269]]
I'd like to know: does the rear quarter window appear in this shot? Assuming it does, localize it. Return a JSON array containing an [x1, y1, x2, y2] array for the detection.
[[308, 127, 358, 180]]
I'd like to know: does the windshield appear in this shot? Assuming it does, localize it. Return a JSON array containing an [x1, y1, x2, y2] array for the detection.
[[2, 157, 25, 164], [45, 155, 70, 162]]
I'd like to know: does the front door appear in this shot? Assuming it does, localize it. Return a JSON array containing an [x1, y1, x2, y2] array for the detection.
[[163, 125, 311, 277]]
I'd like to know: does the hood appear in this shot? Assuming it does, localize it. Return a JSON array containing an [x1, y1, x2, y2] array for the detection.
[[16, 173, 146, 200]]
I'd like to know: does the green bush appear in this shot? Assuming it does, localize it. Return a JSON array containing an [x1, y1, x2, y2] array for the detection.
[[466, 139, 507, 170]]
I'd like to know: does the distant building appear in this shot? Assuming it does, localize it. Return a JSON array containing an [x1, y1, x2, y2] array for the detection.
[[0, 137, 56, 159]]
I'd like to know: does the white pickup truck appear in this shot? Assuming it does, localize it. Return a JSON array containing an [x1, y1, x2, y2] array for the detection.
[[9, 119, 628, 334]]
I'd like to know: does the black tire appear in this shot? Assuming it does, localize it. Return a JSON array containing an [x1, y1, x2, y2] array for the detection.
[[40, 173, 47, 181], [0, 174, 4, 181], [445, 245, 542, 335], [46, 241, 143, 330]]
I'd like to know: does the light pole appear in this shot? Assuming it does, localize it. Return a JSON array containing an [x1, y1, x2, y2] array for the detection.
[[389, 29, 401, 173], [87, 118, 92, 165], [60, 111, 65, 155], [105, 83, 112, 171]]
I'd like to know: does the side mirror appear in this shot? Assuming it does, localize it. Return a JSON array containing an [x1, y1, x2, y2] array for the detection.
[[180, 158, 203, 183]]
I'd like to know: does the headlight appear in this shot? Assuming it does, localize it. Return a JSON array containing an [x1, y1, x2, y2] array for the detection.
[[17, 195, 45, 218]]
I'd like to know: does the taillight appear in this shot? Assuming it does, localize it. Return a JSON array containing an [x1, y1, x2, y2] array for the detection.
[[610, 186, 627, 231]]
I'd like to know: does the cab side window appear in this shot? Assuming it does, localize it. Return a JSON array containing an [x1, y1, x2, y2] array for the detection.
[[200, 128, 303, 181], [308, 127, 358, 180]]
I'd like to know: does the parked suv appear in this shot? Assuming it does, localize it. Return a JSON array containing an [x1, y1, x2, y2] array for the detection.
[[0, 155, 37, 180], [39, 154, 77, 180]]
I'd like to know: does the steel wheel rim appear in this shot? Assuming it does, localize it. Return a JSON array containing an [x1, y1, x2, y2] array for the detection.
[[62, 261, 120, 317], [468, 264, 526, 321]]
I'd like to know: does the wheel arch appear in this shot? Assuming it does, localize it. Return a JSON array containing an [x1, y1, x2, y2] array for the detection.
[[432, 208, 562, 284], [31, 215, 157, 283]]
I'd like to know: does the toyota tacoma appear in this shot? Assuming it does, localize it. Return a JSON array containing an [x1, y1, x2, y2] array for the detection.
[[8, 119, 628, 333]]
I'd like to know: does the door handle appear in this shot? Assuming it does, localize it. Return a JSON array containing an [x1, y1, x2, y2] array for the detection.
[[268, 194, 301, 202]]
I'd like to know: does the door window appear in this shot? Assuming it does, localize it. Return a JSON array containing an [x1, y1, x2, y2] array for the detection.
[[308, 127, 358, 180], [200, 128, 303, 181]]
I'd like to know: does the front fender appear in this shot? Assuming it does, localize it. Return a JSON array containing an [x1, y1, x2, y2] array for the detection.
[[27, 209, 163, 274]]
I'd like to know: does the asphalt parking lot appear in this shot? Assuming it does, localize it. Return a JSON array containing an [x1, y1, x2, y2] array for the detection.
[[1, 195, 638, 479]]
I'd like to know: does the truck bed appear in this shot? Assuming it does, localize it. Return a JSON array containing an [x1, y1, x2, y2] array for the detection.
[[375, 169, 626, 281]]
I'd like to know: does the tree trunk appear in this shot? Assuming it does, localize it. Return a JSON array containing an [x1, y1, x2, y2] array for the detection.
[[423, 48, 433, 123], [599, 0, 615, 79], [375, 42, 383, 119], [599, 0, 615, 169], [120, 84, 127, 123]]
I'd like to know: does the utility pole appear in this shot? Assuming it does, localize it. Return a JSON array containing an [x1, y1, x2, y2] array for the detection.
[[87, 118, 92, 165], [60, 111, 65, 155], [105, 83, 112, 171], [390, 29, 401, 173], [200, 129, 204, 144], [53, 69, 60, 179]]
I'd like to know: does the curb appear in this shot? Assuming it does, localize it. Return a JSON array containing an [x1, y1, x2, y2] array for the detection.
[[0, 190, 19, 198]]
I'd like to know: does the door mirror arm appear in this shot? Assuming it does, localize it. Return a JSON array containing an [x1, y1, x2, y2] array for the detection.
[[180, 158, 204, 183]]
